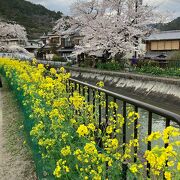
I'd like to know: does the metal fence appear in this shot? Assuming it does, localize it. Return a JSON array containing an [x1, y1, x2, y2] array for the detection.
[[67, 78, 180, 179]]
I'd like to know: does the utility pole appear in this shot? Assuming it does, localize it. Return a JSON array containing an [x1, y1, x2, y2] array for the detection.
[[134, 0, 143, 58]]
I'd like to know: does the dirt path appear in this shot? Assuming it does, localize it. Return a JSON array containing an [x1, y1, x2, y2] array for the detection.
[[0, 79, 36, 180]]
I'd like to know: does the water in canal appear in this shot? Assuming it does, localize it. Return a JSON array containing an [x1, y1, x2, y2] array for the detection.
[[111, 98, 179, 150]]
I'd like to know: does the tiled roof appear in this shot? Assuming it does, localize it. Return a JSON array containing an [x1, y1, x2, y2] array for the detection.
[[145, 30, 180, 41], [57, 48, 74, 52]]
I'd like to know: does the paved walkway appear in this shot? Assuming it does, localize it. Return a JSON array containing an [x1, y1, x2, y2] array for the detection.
[[0, 80, 36, 180]]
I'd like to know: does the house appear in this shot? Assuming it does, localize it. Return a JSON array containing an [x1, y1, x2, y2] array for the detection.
[[40, 32, 61, 49], [57, 32, 83, 58], [24, 39, 43, 55], [39, 31, 83, 60], [39, 32, 61, 59], [145, 30, 180, 59], [0, 38, 26, 47]]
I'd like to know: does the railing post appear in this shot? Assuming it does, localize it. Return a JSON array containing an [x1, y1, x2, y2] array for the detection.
[[98, 90, 103, 148], [74, 82, 77, 91], [122, 101, 127, 180], [113, 97, 117, 119], [123, 101, 127, 153], [147, 111, 152, 177], [0, 77, 2, 88], [163, 118, 171, 180], [83, 86, 85, 97], [105, 94, 108, 125], [93, 89, 96, 116], [134, 106, 138, 163], [165, 118, 170, 148], [87, 87, 90, 102], [78, 84, 81, 94]]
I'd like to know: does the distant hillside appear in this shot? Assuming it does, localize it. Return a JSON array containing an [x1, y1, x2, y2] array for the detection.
[[155, 17, 180, 31], [0, 0, 63, 39]]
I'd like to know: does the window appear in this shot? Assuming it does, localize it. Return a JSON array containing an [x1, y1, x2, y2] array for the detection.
[[158, 41, 164, 50], [65, 38, 72, 47], [151, 41, 158, 50], [51, 37, 59, 44], [171, 41, 179, 50], [151, 41, 180, 51], [165, 41, 171, 50]]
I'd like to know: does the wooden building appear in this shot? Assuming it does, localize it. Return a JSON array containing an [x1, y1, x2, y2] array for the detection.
[[145, 30, 180, 59], [39, 30, 83, 60]]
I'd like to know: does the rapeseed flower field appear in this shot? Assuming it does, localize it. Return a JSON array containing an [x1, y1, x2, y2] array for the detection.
[[0, 58, 179, 180]]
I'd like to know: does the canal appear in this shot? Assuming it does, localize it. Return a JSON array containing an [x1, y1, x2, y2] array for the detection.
[[71, 77, 180, 156]]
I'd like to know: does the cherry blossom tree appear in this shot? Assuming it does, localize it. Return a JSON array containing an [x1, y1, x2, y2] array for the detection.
[[0, 21, 27, 45], [54, 0, 165, 58]]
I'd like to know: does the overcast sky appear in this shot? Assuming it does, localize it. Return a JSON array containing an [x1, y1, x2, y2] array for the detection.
[[27, 0, 180, 18]]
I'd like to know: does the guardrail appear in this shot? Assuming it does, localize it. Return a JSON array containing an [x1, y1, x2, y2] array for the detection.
[[67, 78, 180, 179]]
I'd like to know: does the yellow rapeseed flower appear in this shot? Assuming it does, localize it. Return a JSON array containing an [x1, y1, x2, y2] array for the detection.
[[50, 68, 56, 74], [164, 171, 171, 180], [177, 162, 180, 171], [96, 81, 104, 87], [61, 146, 71, 156], [84, 142, 98, 155], [88, 123, 96, 131], [106, 126, 113, 134], [147, 132, 161, 142], [129, 164, 138, 174], [77, 124, 89, 137], [69, 92, 85, 110]]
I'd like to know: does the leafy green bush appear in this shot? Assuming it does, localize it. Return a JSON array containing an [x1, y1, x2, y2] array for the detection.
[[137, 60, 159, 68], [169, 51, 180, 61], [66, 62, 73, 67], [96, 61, 124, 71], [52, 54, 66, 62], [136, 66, 180, 77]]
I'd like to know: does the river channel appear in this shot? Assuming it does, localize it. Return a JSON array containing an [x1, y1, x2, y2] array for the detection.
[[74, 78, 180, 155]]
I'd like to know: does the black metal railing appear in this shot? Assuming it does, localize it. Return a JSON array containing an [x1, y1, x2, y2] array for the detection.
[[67, 77, 180, 179], [0, 76, 2, 87]]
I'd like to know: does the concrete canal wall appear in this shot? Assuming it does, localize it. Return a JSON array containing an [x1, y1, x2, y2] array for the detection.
[[65, 67, 180, 112]]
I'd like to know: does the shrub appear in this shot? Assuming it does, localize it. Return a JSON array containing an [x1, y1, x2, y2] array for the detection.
[[52, 54, 66, 62], [136, 66, 180, 77], [96, 61, 125, 71], [169, 51, 180, 61], [137, 59, 159, 68]]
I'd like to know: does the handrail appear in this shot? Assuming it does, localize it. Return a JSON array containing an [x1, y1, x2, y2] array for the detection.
[[69, 78, 180, 126]]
